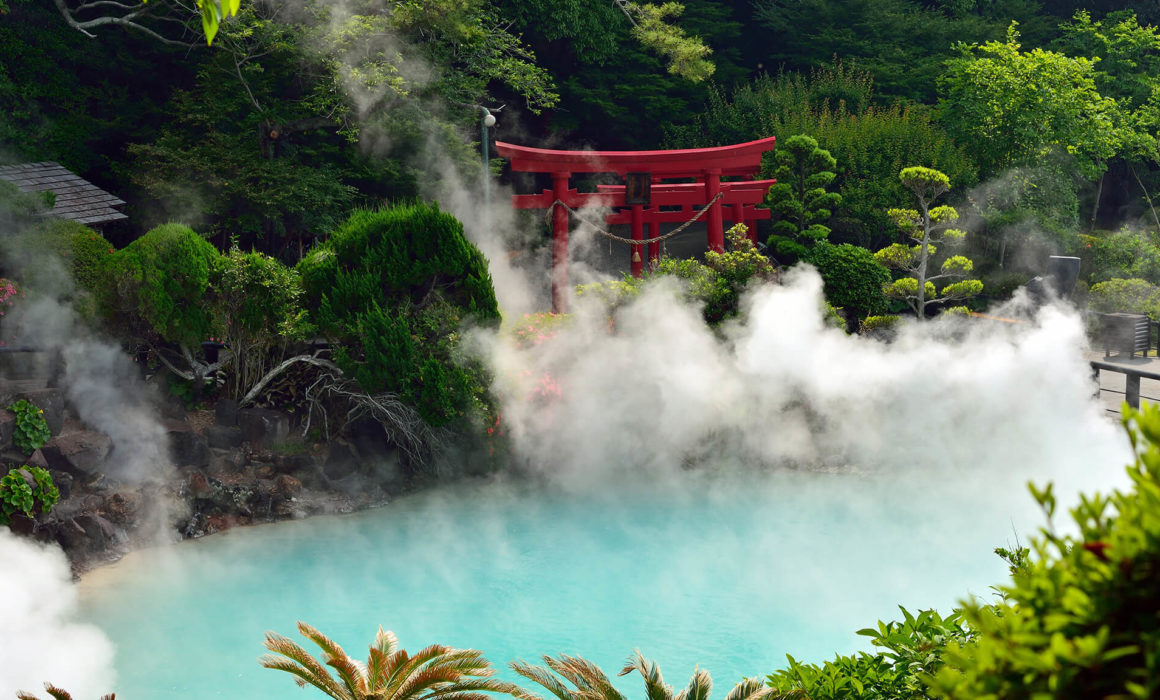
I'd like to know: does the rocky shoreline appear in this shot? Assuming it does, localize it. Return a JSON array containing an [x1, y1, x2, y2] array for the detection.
[[1, 377, 430, 577]]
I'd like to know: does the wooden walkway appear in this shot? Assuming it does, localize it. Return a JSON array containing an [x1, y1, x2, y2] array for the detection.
[[1087, 350, 1160, 415]]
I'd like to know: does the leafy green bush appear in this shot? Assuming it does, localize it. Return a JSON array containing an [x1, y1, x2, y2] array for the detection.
[[100, 223, 222, 347], [1088, 278, 1160, 320], [211, 247, 309, 398], [861, 314, 901, 334], [767, 607, 973, 699], [929, 404, 1160, 698], [1080, 229, 1160, 285], [804, 241, 891, 328], [298, 203, 498, 426], [0, 466, 59, 525], [7, 399, 50, 455]]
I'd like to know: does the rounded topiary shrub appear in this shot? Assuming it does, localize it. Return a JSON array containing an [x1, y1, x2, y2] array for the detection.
[[803, 241, 891, 328], [298, 203, 498, 426], [100, 223, 222, 347]]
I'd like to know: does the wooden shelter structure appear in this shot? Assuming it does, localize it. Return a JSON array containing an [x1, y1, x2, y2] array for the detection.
[[496, 137, 777, 312], [0, 161, 128, 227]]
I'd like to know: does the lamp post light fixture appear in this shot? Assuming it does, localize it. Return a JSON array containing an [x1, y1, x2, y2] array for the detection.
[[481, 108, 496, 220]]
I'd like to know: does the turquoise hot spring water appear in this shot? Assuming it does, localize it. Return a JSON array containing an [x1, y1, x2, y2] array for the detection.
[[78, 469, 1025, 699]]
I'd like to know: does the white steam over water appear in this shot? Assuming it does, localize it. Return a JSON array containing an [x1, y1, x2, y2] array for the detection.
[[0, 531, 116, 697], [479, 267, 1129, 512]]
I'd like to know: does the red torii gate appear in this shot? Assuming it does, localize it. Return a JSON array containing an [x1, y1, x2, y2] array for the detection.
[[496, 136, 777, 312]]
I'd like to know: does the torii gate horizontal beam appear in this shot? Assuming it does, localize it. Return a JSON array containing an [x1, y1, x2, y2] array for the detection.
[[496, 136, 776, 177]]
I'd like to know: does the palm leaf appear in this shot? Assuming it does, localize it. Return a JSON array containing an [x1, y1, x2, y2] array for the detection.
[[546, 655, 625, 700], [261, 631, 349, 699], [720, 678, 772, 700], [296, 622, 368, 699], [618, 650, 670, 700], [368, 627, 399, 690], [674, 669, 711, 700], [425, 677, 526, 699], [510, 659, 578, 700]]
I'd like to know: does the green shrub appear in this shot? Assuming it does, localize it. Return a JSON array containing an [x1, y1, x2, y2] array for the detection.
[[0, 465, 59, 525], [766, 607, 973, 699], [211, 247, 309, 398], [7, 399, 50, 455], [804, 241, 891, 328], [861, 314, 901, 334], [100, 223, 222, 347], [298, 203, 498, 426], [1088, 278, 1160, 320], [929, 404, 1160, 698], [1080, 229, 1160, 285]]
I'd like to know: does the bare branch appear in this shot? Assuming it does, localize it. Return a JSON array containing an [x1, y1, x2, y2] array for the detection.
[[52, 0, 199, 46], [239, 354, 343, 407]]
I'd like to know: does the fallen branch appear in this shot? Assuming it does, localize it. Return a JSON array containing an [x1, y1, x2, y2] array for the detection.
[[239, 354, 342, 407]]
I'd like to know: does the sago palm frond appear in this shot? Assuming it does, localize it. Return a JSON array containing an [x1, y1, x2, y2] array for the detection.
[[511, 659, 582, 700], [719, 678, 772, 700], [673, 668, 711, 700], [618, 650, 671, 700], [262, 622, 517, 700], [15, 685, 114, 700], [261, 629, 350, 699]]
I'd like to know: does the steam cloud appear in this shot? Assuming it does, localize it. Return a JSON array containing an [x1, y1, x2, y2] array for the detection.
[[0, 531, 116, 697], [473, 265, 1131, 532]]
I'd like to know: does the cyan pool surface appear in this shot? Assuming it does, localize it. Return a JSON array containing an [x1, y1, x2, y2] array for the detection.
[[79, 471, 1011, 699]]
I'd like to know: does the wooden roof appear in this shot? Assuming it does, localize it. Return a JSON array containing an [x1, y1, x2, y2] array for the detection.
[[0, 161, 128, 225]]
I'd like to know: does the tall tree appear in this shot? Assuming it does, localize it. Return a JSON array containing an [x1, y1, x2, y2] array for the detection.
[[765, 133, 841, 260], [874, 167, 982, 319], [938, 23, 1120, 180]]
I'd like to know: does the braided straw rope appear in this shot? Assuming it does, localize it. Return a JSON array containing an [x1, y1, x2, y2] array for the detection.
[[545, 192, 726, 246]]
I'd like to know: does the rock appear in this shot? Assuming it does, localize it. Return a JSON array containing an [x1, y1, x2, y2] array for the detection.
[[104, 491, 143, 525], [15, 388, 65, 436], [215, 398, 239, 427], [188, 470, 211, 497], [238, 408, 289, 447], [274, 452, 315, 476], [208, 450, 247, 476], [322, 442, 357, 482], [167, 423, 210, 468], [26, 448, 48, 469], [273, 474, 302, 497], [48, 470, 73, 499], [40, 431, 113, 476], [7, 513, 35, 536], [0, 410, 13, 450], [204, 424, 244, 450], [56, 513, 122, 552]]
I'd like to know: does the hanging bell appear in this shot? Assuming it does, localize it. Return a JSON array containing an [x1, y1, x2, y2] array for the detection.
[[632, 250, 641, 263]]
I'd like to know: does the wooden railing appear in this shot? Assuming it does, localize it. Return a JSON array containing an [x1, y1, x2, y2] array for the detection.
[[1091, 360, 1160, 412]]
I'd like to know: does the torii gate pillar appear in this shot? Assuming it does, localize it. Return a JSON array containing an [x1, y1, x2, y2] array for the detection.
[[551, 172, 571, 313]]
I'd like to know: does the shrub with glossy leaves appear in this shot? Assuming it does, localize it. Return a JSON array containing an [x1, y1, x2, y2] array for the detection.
[[930, 403, 1160, 698], [803, 241, 890, 329], [298, 203, 498, 426]]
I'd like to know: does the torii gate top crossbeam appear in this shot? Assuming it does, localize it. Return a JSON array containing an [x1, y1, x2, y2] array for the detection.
[[496, 136, 777, 177]]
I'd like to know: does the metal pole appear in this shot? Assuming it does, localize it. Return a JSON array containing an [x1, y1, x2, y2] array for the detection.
[[481, 112, 489, 213], [481, 108, 495, 230]]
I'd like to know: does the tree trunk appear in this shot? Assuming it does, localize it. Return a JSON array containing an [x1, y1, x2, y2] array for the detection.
[[1130, 164, 1160, 233], [1090, 170, 1105, 232]]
